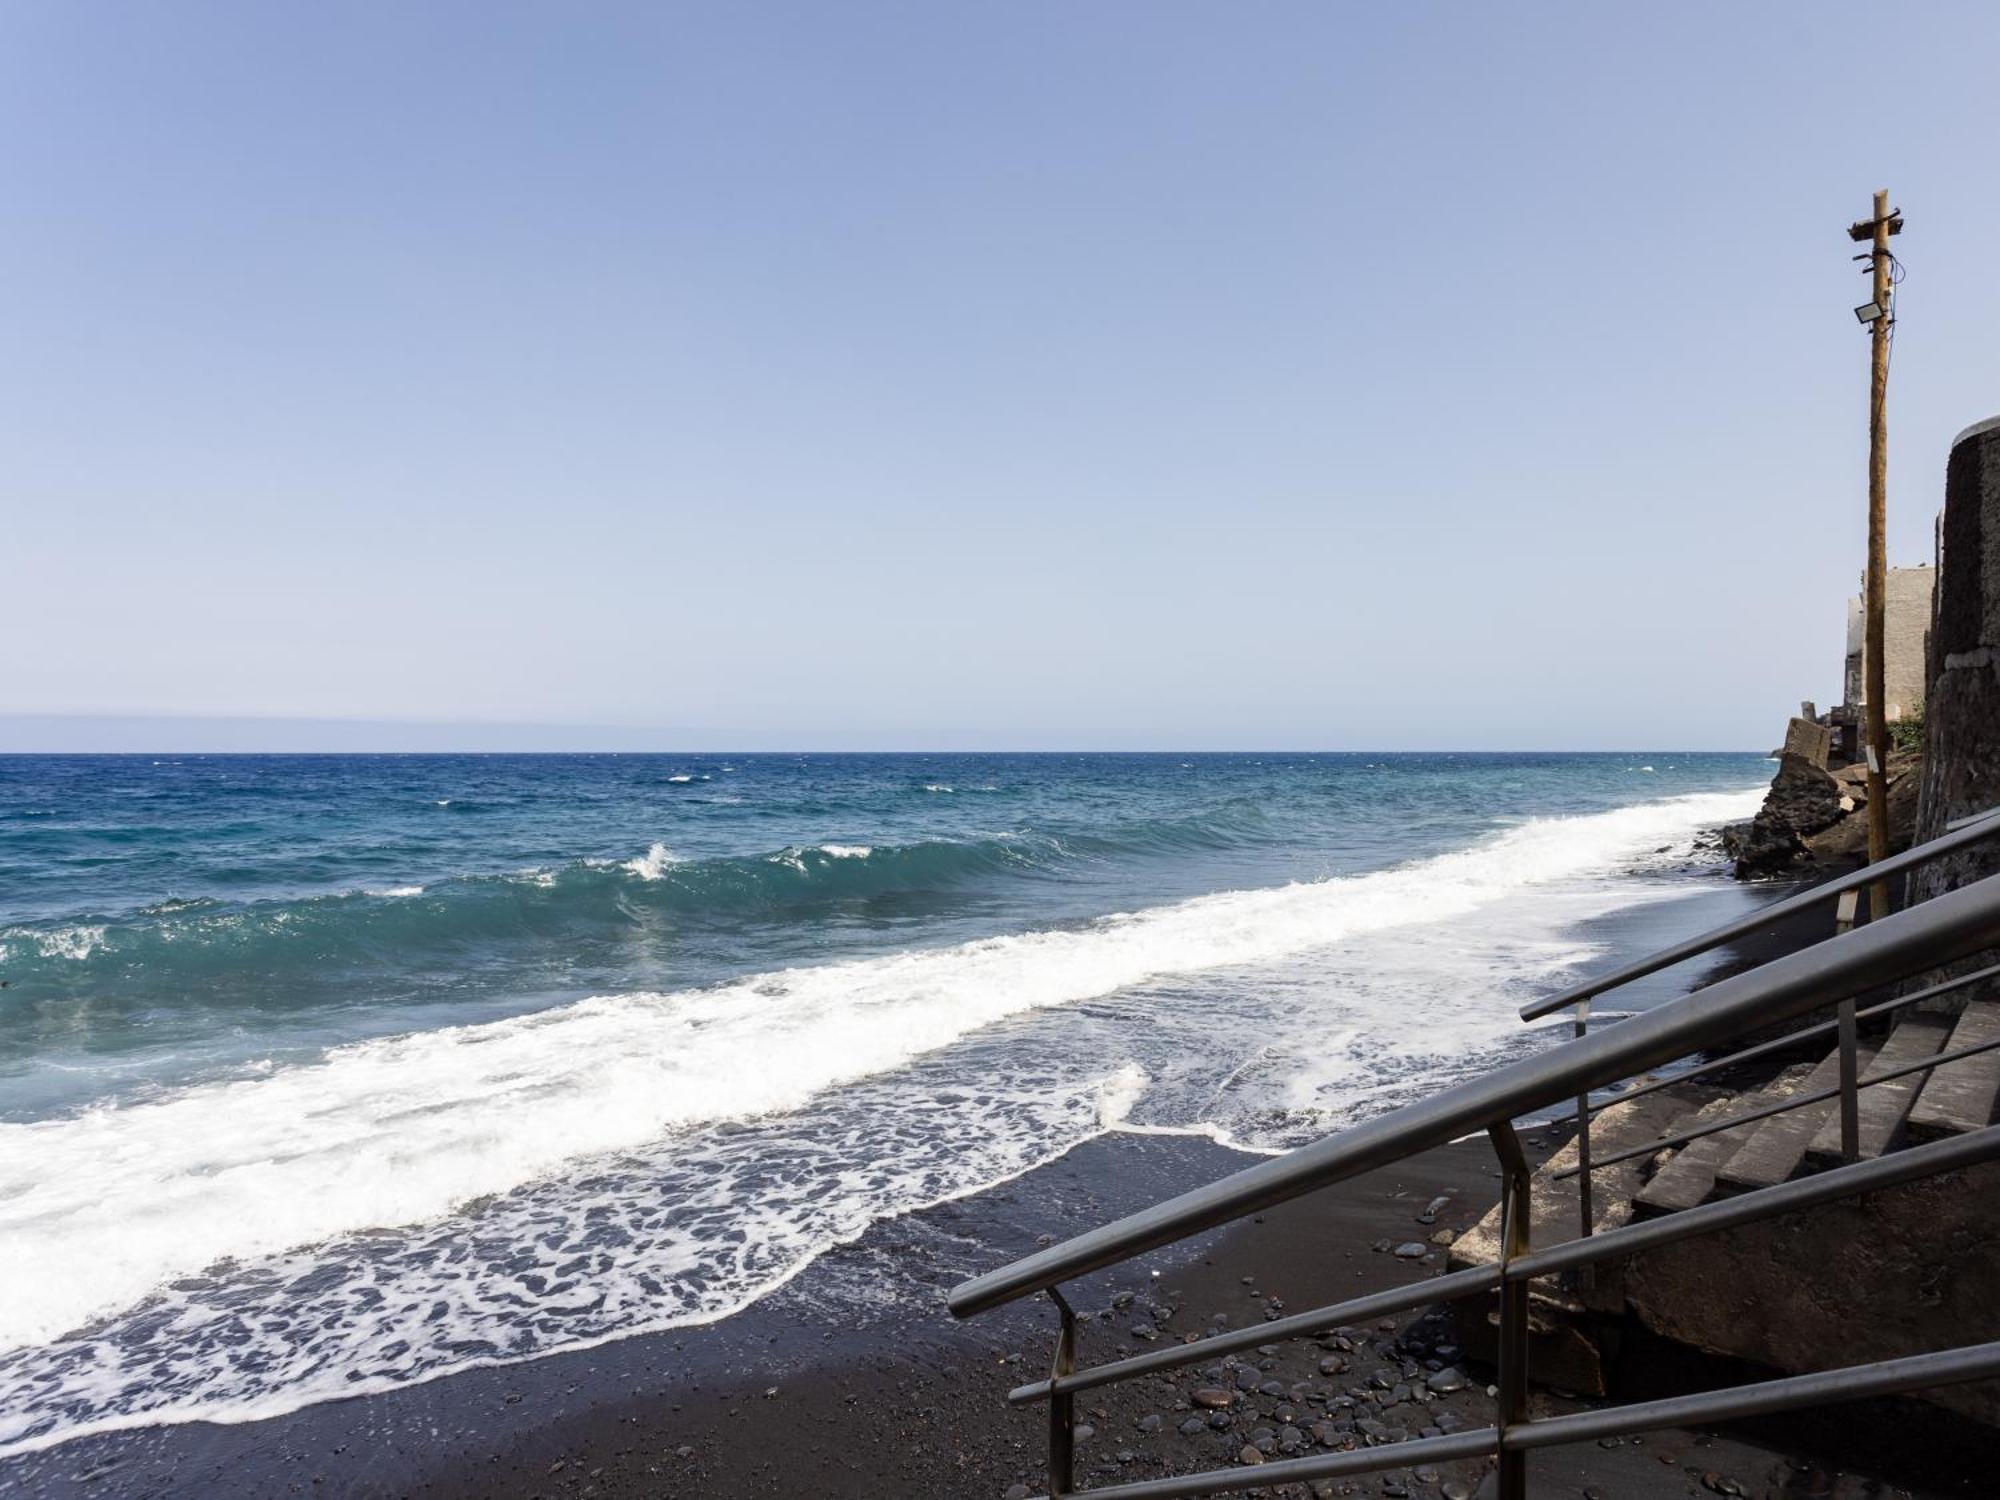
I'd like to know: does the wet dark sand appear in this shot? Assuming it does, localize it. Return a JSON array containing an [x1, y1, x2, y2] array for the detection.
[[8, 860, 1981, 1499]]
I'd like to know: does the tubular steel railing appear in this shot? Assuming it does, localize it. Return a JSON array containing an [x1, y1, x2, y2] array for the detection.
[[1523, 802, 2000, 1241], [1517, 803, 2000, 1025], [1549, 959, 2000, 1123], [948, 847, 2000, 1500]]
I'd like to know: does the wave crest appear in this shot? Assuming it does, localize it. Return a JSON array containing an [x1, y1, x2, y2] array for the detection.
[[0, 801, 1298, 995]]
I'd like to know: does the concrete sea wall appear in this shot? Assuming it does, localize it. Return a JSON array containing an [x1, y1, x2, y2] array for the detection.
[[1909, 415, 2000, 906]]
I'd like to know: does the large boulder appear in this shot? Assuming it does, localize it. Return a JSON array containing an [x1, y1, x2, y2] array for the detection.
[[1727, 752, 1846, 878], [1799, 747, 1922, 863]]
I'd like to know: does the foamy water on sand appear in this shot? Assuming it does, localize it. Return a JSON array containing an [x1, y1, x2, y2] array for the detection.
[[0, 754, 1768, 1457]]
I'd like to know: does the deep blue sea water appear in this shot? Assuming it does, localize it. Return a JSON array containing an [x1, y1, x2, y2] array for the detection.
[[0, 751, 1772, 1456]]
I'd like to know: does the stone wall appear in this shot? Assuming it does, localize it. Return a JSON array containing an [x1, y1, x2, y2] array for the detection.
[[1619, 1160, 2000, 1427], [1908, 416, 2000, 906]]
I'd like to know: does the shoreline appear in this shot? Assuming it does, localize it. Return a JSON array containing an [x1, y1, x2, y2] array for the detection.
[[21, 1126, 1962, 1500], [13, 832, 1946, 1500]]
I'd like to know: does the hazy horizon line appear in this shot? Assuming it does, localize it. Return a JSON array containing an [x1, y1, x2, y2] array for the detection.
[[0, 714, 1764, 757]]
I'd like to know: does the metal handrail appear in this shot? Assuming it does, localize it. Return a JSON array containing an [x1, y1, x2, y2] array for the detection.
[[1008, 1345, 2000, 1500], [949, 872, 2000, 1317], [1555, 1028, 2000, 1178], [1520, 802, 2000, 1245], [949, 871, 2000, 1500], [1517, 802, 2000, 1023], [1553, 959, 2000, 1123], [1007, 1124, 2000, 1407]]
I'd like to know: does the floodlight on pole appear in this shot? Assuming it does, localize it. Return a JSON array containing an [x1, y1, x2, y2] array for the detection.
[[1854, 300, 1885, 326]]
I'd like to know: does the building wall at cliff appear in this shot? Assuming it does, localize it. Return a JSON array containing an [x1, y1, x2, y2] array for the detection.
[[1843, 564, 1935, 722], [1908, 415, 2000, 907]]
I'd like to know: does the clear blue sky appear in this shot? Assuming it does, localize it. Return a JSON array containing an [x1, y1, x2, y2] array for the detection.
[[5, 3, 1997, 751]]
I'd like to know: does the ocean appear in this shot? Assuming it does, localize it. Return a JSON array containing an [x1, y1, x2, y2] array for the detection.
[[0, 751, 1772, 1458]]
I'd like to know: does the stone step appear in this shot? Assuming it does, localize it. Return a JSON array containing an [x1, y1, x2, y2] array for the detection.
[[1805, 1016, 1955, 1170], [1907, 1000, 2000, 1141], [1451, 1083, 1716, 1281], [1633, 1064, 1819, 1218], [1446, 1081, 1723, 1395], [1715, 1043, 1875, 1196]]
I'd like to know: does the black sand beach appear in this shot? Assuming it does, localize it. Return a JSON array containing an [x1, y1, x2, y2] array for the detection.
[[11, 1126, 1973, 1500]]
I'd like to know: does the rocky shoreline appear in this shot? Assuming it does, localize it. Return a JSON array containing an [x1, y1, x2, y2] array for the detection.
[[1724, 740, 1922, 881]]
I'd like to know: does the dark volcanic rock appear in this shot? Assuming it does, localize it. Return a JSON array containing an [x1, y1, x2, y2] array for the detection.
[[1802, 748, 1921, 863], [1730, 742, 1925, 880], [1729, 752, 1844, 878]]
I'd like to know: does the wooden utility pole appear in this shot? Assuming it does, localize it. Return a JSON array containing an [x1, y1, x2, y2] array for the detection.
[[1848, 189, 1901, 920]]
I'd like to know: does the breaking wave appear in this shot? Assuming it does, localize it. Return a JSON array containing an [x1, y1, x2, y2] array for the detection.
[[0, 788, 1761, 1458], [0, 803, 1295, 1001]]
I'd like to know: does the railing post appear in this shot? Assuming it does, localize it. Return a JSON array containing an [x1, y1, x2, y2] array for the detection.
[[1835, 891, 1861, 1162], [1047, 1287, 1077, 1497], [1573, 997, 1593, 1241], [1488, 1121, 1532, 1500]]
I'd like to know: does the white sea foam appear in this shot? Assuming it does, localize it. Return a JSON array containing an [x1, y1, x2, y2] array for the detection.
[[765, 843, 875, 872], [622, 842, 679, 880], [1095, 1062, 1151, 1127], [0, 787, 1762, 1456], [7, 925, 109, 961], [366, 885, 425, 899], [0, 788, 1750, 1347]]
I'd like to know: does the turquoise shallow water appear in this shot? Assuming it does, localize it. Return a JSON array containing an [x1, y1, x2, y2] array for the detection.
[[0, 751, 1771, 1455]]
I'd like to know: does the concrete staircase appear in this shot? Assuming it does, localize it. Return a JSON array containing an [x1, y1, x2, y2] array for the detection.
[[1620, 1000, 1993, 1224], [1449, 999, 2000, 1394]]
